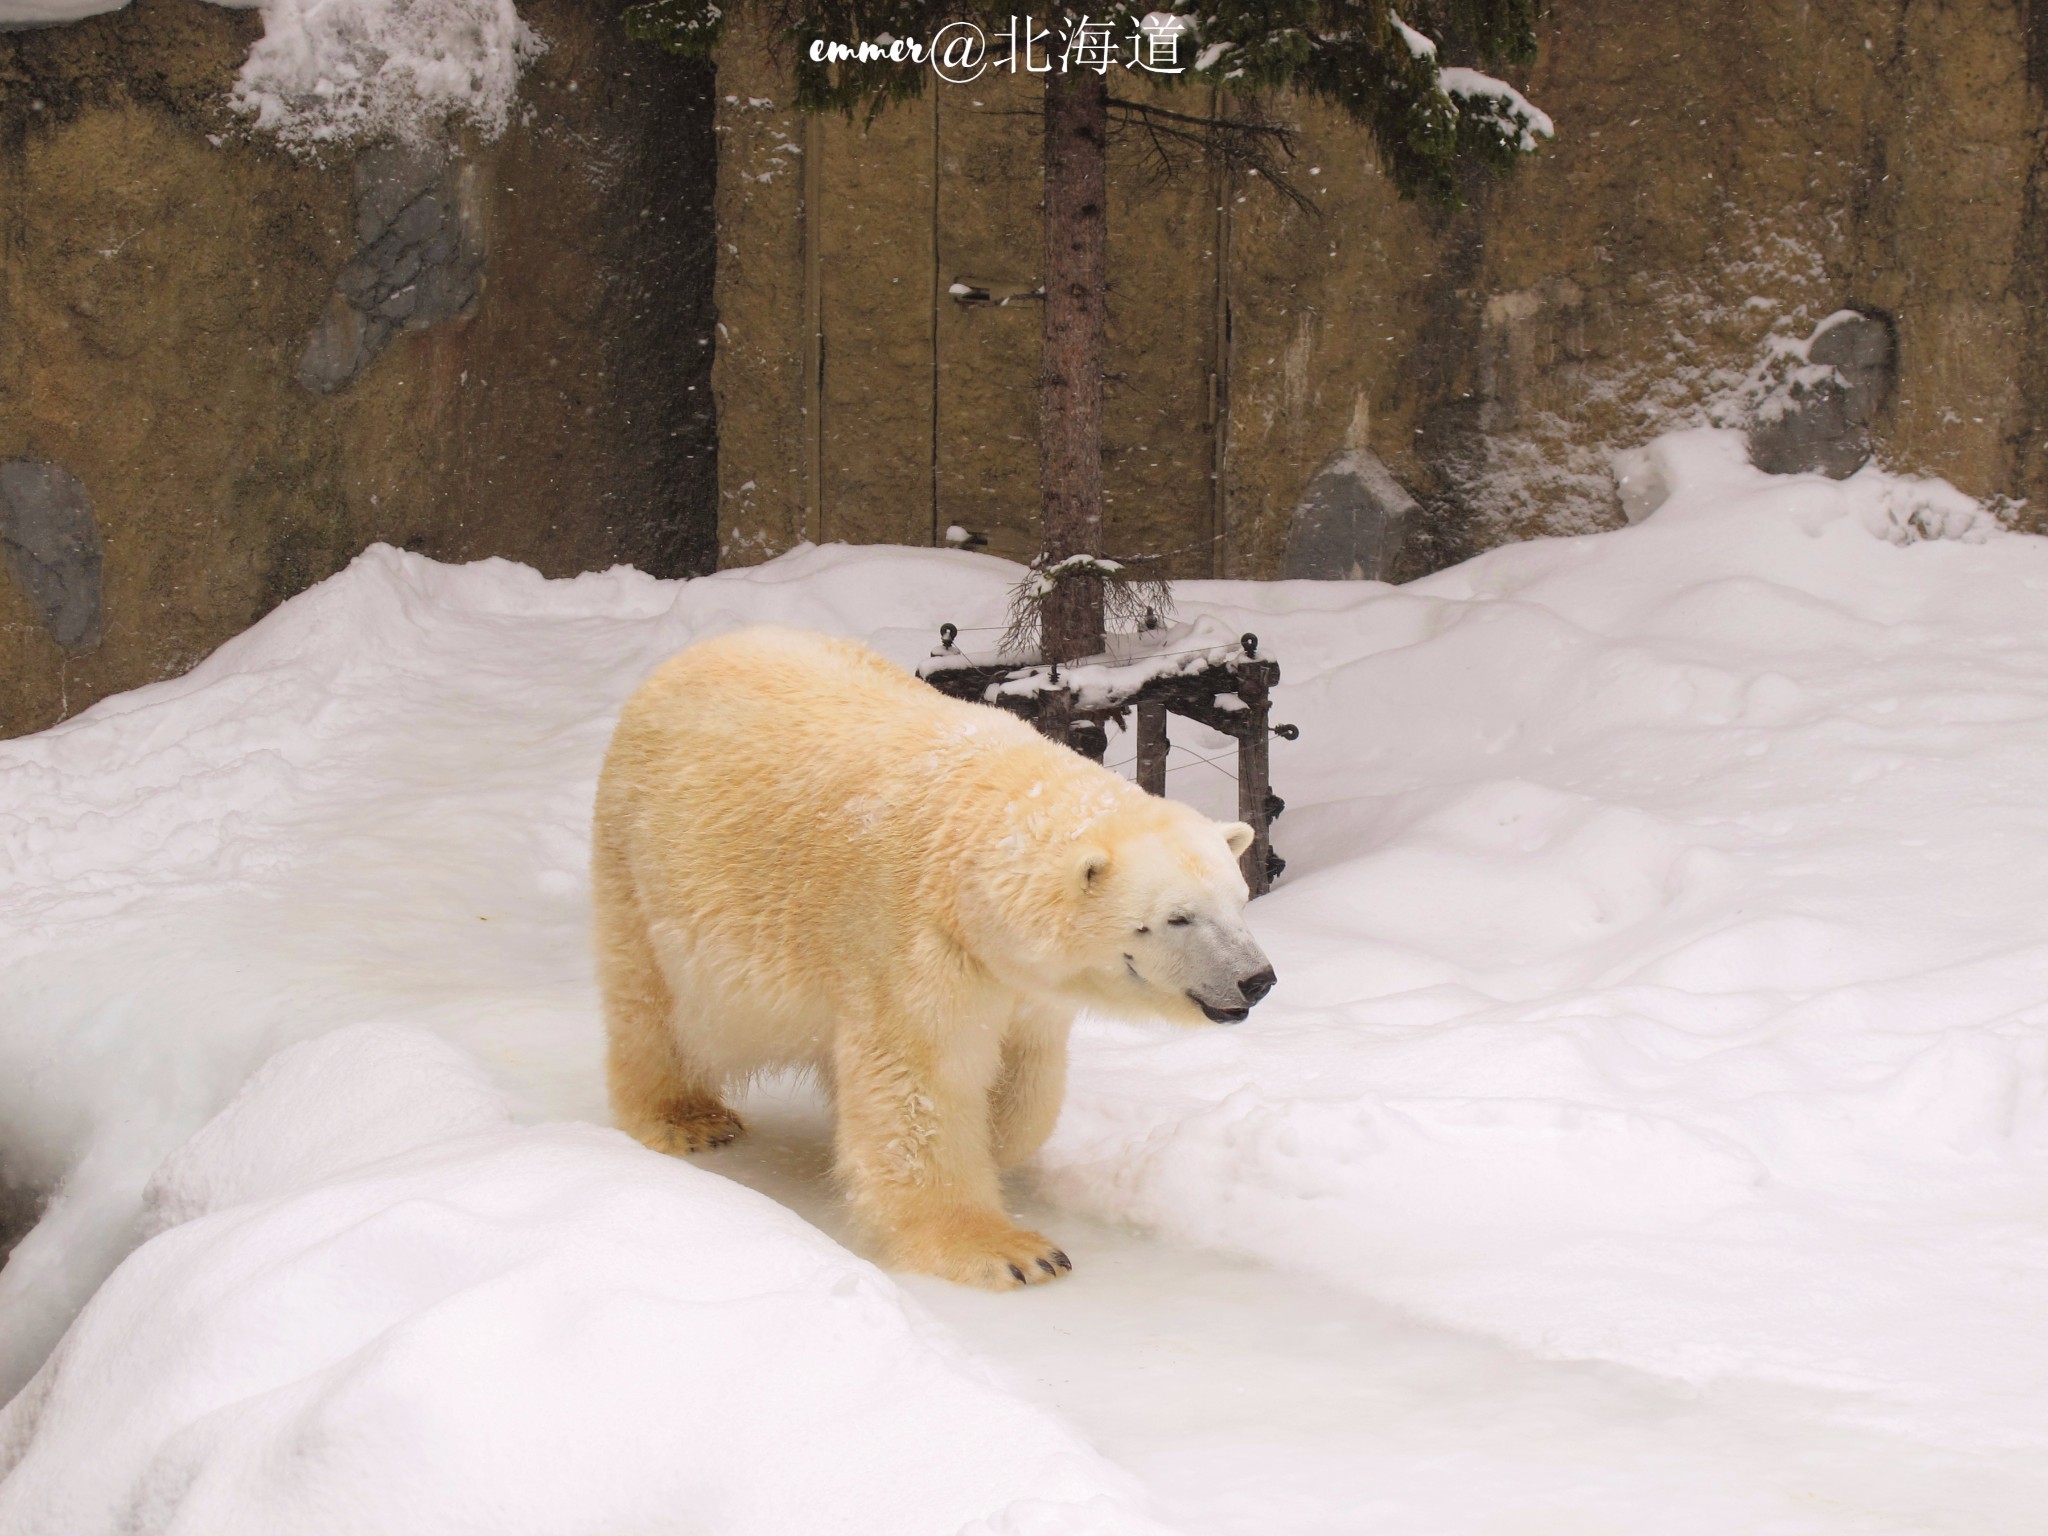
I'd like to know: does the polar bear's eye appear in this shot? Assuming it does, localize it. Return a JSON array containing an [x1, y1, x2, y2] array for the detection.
[[1134, 925, 1150, 935], [1167, 914, 1191, 927]]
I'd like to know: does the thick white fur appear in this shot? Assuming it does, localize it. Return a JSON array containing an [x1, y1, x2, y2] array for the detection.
[[592, 625, 1268, 1289]]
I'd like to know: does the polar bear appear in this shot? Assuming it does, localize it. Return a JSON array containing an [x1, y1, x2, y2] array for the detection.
[[592, 626, 1276, 1288]]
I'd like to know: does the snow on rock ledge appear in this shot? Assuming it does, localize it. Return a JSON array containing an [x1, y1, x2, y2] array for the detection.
[[230, 0, 545, 150], [0, 0, 543, 153], [0, 1026, 1172, 1536]]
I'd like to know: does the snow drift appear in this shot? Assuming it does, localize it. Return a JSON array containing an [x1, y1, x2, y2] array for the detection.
[[0, 1026, 1161, 1536]]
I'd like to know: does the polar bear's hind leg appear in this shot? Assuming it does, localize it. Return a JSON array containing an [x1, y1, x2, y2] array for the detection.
[[594, 833, 745, 1155], [990, 1011, 1070, 1170]]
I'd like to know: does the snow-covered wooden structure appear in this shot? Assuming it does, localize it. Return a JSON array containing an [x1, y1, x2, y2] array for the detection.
[[920, 619, 1294, 895]]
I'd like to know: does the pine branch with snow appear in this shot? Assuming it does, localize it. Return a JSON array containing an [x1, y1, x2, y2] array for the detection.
[[625, 0, 1550, 204]]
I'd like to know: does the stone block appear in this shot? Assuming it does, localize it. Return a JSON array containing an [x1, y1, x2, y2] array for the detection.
[[1280, 450, 1417, 581], [0, 460, 102, 652], [298, 149, 485, 394], [1748, 310, 1896, 480]]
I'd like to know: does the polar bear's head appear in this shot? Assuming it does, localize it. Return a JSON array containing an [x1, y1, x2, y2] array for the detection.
[[1054, 802, 1277, 1027]]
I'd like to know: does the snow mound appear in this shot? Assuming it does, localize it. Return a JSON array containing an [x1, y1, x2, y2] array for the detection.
[[1614, 424, 2006, 545], [0, 1026, 1167, 1536], [141, 1023, 511, 1230]]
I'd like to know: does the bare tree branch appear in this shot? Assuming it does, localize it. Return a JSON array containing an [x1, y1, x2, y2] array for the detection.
[[1105, 95, 1318, 216]]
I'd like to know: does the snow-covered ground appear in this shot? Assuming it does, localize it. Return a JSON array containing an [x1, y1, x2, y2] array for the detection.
[[4, 427, 2047, 1530]]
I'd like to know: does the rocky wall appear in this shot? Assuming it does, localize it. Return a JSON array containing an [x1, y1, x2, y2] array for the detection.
[[714, 0, 2048, 583], [0, 0, 718, 738]]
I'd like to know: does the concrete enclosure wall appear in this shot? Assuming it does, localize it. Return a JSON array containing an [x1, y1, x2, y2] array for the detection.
[[0, 0, 719, 739], [8, 0, 2047, 736], [713, 1, 2048, 580]]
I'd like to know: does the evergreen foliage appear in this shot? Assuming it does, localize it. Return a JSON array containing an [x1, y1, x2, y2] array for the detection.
[[625, 0, 1547, 206]]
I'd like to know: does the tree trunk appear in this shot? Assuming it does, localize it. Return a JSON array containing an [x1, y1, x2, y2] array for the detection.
[[1039, 67, 1109, 665]]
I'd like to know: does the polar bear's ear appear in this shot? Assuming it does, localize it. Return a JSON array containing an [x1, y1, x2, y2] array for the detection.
[[1220, 822, 1255, 857], [1073, 845, 1112, 893]]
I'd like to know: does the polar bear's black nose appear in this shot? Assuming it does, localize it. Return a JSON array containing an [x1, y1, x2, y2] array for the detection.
[[1239, 967, 1277, 1006]]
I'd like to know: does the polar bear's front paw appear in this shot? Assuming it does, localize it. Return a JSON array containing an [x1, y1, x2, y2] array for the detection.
[[894, 1212, 1074, 1290], [628, 1105, 745, 1156]]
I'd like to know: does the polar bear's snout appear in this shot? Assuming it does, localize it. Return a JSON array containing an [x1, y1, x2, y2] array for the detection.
[[1180, 923, 1278, 1024], [1183, 968, 1277, 1023]]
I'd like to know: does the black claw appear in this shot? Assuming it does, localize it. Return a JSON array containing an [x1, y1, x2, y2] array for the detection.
[[1037, 1258, 1057, 1275], [1052, 1250, 1071, 1271], [1007, 1264, 1026, 1283]]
